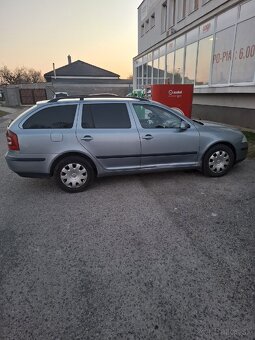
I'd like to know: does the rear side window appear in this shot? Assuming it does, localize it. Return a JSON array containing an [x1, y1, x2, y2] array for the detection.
[[82, 103, 131, 128], [23, 105, 77, 129]]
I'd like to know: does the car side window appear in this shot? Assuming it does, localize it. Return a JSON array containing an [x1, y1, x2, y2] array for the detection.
[[23, 105, 77, 129], [82, 103, 131, 128], [133, 104, 182, 129]]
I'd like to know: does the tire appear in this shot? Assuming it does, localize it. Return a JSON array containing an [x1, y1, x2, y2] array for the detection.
[[54, 156, 94, 193], [203, 144, 235, 177]]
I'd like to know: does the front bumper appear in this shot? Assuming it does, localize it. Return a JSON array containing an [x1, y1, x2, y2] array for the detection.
[[235, 142, 248, 163]]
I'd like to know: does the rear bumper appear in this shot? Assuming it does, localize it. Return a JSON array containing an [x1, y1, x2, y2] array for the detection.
[[5, 152, 52, 176]]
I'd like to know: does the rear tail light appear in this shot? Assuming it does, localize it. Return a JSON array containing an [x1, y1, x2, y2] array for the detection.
[[6, 130, 20, 151]]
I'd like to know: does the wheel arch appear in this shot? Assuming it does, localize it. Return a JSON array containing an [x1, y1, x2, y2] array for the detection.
[[202, 141, 236, 163], [50, 152, 98, 177]]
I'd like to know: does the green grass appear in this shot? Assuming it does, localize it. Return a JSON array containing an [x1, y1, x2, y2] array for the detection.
[[242, 130, 255, 142], [242, 130, 255, 159]]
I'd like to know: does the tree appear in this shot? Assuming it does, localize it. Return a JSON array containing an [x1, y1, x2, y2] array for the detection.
[[0, 66, 44, 85]]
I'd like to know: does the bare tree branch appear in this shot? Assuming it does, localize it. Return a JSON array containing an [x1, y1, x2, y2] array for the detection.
[[0, 66, 44, 85]]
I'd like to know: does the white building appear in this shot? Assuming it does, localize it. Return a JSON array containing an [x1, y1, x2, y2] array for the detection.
[[133, 0, 255, 128]]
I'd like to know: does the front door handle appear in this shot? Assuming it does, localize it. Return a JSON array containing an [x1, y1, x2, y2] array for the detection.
[[81, 135, 93, 141], [142, 134, 153, 140]]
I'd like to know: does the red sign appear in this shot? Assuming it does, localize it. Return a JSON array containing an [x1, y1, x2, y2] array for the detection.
[[151, 84, 194, 118]]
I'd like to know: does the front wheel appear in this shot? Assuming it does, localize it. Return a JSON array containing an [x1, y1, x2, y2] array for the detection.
[[54, 156, 94, 192], [203, 144, 235, 177]]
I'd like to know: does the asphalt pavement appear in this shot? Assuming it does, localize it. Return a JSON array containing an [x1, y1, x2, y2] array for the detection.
[[0, 112, 254, 340]]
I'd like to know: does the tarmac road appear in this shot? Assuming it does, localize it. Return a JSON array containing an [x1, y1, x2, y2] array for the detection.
[[0, 114, 254, 339]]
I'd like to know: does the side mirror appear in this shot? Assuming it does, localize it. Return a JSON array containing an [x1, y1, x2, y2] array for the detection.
[[180, 121, 190, 130]]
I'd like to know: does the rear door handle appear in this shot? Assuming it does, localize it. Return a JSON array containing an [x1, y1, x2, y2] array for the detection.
[[81, 135, 93, 141], [142, 134, 153, 140]]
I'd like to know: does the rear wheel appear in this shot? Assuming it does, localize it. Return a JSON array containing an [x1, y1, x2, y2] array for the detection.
[[54, 156, 94, 192], [203, 144, 235, 177]]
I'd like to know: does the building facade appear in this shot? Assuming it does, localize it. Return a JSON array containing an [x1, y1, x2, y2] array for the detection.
[[133, 0, 255, 128]]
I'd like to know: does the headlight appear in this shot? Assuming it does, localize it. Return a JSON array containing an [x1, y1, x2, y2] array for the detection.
[[242, 134, 247, 143]]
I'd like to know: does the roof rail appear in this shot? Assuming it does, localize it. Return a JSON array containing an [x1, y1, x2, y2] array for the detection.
[[48, 94, 150, 103], [48, 93, 120, 103], [49, 96, 83, 103], [128, 96, 149, 101], [88, 93, 120, 98]]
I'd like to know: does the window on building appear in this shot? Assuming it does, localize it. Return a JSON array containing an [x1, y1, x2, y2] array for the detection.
[[82, 104, 131, 129], [147, 61, 153, 84], [189, 0, 199, 13], [153, 58, 159, 83], [140, 1, 147, 21], [184, 42, 198, 84], [23, 105, 77, 129], [186, 27, 199, 44], [174, 48, 184, 83], [137, 79, 142, 88], [151, 13, 155, 28], [161, 1, 167, 33], [143, 63, 148, 85], [177, 0, 187, 21], [196, 36, 213, 85], [166, 52, 174, 84], [199, 19, 214, 39], [168, 0, 176, 27], [239, 0, 255, 22], [141, 23, 145, 37], [145, 19, 150, 33], [136, 64, 142, 79], [183, 0, 187, 18], [231, 16, 255, 83], [158, 55, 165, 84], [167, 40, 175, 53], [136, 64, 143, 88], [216, 7, 238, 32], [175, 35, 185, 49], [212, 26, 235, 84]]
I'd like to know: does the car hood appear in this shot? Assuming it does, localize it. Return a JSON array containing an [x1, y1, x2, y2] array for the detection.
[[193, 120, 241, 132]]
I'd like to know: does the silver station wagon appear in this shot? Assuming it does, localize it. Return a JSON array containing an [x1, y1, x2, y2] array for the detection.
[[5, 95, 248, 193]]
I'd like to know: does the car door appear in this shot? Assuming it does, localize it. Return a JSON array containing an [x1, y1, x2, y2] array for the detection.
[[131, 103, 200, 168], [76, 101, 141, 171]]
